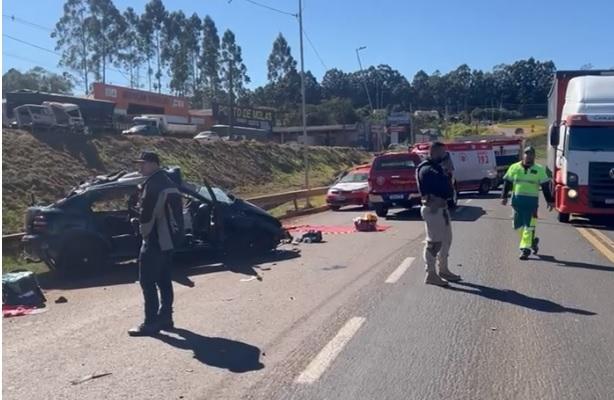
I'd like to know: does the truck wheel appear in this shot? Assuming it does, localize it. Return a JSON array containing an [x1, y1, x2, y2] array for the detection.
[[558, 212, 570, 223], [375, 205, 388, 218], [478, 179, 491, 195], [57, 239, 108, 276]]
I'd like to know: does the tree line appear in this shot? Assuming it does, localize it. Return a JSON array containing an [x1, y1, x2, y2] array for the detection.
[[46, 0, 556, 124]]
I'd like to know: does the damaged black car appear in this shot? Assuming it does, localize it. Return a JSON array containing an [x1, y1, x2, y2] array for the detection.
[[22, 168, 289, 274]]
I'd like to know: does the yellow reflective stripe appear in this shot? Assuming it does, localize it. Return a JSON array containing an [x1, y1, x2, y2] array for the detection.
[[513, 190, 538, 197], [513, 177, 539, 184]]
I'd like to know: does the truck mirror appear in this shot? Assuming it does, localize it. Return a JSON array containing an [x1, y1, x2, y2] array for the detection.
[[549, 125, 559, 146]]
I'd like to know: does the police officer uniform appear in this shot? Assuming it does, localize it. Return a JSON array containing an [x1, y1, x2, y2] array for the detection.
[[417, 154, 461, 286]]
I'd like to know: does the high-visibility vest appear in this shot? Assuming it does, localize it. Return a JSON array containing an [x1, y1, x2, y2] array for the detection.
[[503, 161, 549, 198]]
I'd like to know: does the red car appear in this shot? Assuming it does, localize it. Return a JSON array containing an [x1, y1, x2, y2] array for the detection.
[[326, 165, 371, 211], [368, 152, 423, 217]]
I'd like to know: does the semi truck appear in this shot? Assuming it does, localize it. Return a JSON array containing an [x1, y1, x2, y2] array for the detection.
[[547, 70, 614, 223], [13, 101, 86, 133], [122, 114, 198, 136], [5, 90, 115, 132]]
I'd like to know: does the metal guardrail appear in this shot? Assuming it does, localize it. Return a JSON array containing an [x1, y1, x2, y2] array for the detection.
[[2, 187, 330, 247], [246, 187, 328, 210]]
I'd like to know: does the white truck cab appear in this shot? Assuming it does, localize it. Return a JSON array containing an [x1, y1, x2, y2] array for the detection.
[[548, 71, 614, 222]]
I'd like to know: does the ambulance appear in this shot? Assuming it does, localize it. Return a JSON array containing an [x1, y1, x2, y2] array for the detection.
[[412, 142, 498, 194]]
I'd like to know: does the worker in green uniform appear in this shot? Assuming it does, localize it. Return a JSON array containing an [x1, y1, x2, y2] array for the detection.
[[501, 146, 554, 260]]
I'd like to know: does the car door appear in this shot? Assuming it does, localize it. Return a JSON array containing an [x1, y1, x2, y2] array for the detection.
[[88, 186, 140, 258], [180, 181, 221, 248]]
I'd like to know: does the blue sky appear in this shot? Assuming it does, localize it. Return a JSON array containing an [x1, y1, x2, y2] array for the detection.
[[3, 0, 614, 94]]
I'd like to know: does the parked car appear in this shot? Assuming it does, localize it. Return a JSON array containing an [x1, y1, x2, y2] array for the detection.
[[121, 124, 161, 136], [326, 165, 371, 211], [368, 152, 423, 217], [22, 168, 289, 275], [194, 131, 228, 142]]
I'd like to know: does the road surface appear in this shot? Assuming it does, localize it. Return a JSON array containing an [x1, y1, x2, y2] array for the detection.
[[3, 194, 613, 400]]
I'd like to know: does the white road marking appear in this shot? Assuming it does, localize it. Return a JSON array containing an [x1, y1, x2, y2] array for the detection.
[[296, 317, 366, 384], [465, 199, 473, 203], [385, 257, 416, 283]]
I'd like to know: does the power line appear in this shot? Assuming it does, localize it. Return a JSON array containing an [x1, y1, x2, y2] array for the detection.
[[232, 0, 297, 17], [227, 1, 325, 71], [3, 52, 86, 90], [302, 28, 327, 70], [3, 14, 53, 32], [3, 34, 131, 82], [3, 52, 64, 72], [3, 34, 61, 56]]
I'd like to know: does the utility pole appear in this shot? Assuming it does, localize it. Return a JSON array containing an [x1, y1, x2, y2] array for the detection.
[[355, 46, 374, 112], [229, 62, 234, 140], [299, 0, 310, 202], [223, 57, 234, 139]]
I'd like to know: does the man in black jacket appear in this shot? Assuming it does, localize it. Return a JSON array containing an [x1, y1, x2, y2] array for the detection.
[[129, 152, 183, 336], [416, 142, 461, 287]]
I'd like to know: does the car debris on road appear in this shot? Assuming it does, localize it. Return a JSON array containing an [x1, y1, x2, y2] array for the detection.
[[70, 372, 112, 386]]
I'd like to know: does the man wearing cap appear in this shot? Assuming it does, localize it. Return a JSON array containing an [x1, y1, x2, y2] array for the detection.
[[501, 146, 554, 260], [129, 151, 183, 336], [416, 142, 462, 287]]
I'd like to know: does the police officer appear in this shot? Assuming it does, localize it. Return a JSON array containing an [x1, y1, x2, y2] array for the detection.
[[416, 142, 461, 287], [129, 151, 183, 336], [501, 146, 554, 260]]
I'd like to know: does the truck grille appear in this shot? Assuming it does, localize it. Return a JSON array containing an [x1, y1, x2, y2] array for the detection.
[[588, 162, 614, 208]]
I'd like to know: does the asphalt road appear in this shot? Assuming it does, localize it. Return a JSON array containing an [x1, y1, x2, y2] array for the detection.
[[3, 195, 613, 400]]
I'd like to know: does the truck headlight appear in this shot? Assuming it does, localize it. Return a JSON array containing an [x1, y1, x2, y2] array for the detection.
[[567, 172, 579, 188], [567, 189, 578, 199]]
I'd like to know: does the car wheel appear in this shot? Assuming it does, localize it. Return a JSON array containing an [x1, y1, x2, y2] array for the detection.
[[330, 206, 341, 211], [57, 239, 108, 276], [478, 179, 491, 195], [374, 205, 388, 218], [558, 212, 570, 223]]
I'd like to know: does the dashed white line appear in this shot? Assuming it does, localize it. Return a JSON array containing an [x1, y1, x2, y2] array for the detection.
[[296, 317, 366, 384], [385, 257, 416, 284]]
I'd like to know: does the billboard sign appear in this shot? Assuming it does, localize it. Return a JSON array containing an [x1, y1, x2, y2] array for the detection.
[[212, 103, 275, 131], [387, 112, 411, 125]]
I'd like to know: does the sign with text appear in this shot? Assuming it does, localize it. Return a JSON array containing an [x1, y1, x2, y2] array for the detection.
[[92, 83, 189, 115], [212, 103, 275, 131], [387, 112, 411, 125]]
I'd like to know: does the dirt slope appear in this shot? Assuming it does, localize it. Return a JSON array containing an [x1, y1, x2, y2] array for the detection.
[[2, 129, 369, 233]]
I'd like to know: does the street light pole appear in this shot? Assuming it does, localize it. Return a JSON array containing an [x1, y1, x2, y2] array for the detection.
[[299, 0, 310, 201], [355, 46, 374, 112]]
